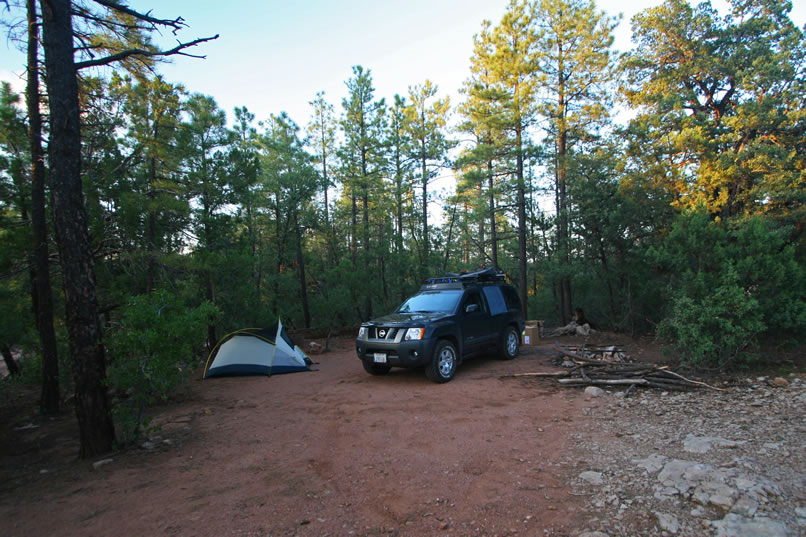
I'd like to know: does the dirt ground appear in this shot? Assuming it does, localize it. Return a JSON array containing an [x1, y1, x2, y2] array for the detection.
[[0, 334, 669, 537]]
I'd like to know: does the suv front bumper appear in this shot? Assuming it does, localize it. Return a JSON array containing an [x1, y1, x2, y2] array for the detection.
[[355, 336, 437, 369]]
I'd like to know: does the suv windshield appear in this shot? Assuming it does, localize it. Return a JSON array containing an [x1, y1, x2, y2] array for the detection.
[[397, 290, 462, 313]]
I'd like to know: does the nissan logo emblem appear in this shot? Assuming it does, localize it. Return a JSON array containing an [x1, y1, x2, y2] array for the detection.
[[378, 329, 387, 338]]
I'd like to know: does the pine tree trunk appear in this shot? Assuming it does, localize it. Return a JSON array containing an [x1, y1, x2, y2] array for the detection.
[[556, 41, 573, 325], [421, 150, 429, 264], [1, 344, 21, 377], [294, 211, 311, 329], [28, 0, 60, 415], [362, 188, 371, 319], [206, 273, 217, 349], [147, 155, 157, 295], [39, 0, 115, 457], [477, 182, 485, 263], [516, 125, 528, 320], [488, 162, 498, 270]]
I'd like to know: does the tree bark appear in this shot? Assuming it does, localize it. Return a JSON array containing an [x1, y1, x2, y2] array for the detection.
[[28, 0, 60, 415], [294, 211, 311, 328], [488, 161, 498, 270], [361, 145, 372, 320], [1, 344, 21, 377], [39, 0, 115, 456], [421, 144, 429, 264], [515, 124, 528, 320], [556, 39, 572, 325]]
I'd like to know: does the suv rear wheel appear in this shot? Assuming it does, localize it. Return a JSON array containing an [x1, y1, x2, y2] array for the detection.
[[425, 340, 457, 383], [499, 326, 519, 360]]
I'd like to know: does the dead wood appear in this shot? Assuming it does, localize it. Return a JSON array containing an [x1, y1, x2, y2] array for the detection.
[[558, 378, 649, 386], [515, 343, 730, 393], [507, 372, 570, 378]]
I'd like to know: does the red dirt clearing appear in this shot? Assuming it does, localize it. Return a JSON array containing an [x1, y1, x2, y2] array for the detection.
[[1, 337, 612, 537]]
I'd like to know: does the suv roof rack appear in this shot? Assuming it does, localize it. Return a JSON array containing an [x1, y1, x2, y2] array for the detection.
[[423, 267, 507, 289]]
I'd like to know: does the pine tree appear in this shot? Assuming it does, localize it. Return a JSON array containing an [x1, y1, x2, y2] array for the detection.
[[403, 79, 453, 271], [623, 0, 806, 224], [532, 0, 618, 324], [339, 65, 386, 320]]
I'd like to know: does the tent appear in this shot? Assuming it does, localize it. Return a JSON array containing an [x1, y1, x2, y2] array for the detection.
[[203, 320, 312, 378]]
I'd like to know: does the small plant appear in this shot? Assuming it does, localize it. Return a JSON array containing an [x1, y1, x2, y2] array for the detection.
[[106, 290, 218, 445]]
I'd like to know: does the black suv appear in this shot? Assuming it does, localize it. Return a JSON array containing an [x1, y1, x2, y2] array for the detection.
[[355, 268, 524, 383]]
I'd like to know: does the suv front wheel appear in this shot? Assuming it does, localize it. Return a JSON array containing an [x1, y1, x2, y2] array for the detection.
[[425, 340, 457, 383]]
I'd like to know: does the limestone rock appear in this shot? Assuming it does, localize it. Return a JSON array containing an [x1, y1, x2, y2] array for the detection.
[[584, 386, 606, 398]]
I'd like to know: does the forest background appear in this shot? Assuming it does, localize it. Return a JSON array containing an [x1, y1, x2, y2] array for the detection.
[[0, 0, 804, 457]]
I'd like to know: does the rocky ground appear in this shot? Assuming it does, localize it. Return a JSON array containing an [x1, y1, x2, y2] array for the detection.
[[563, 374, 806, 537]]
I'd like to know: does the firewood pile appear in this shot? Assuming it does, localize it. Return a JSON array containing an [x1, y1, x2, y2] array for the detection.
[[510, 343, 724, 393], [552, 344, 628, 365]]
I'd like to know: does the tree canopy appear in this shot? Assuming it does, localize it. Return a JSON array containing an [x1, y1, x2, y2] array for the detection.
[[1, 0, 804, 456]]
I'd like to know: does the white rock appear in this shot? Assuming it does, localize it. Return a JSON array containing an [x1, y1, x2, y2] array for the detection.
[[585, 386, 606, 397], [92, 458, 114, 470], [731, 496, 759, 517], [690, 506, 706, 517], [579, 471, 605, 485], [655, 512, 680, 534], [633, 454, 667, 474], [711, 514, 789, 537], [683, 434, 742, 454], [708, 492, 736, 511]]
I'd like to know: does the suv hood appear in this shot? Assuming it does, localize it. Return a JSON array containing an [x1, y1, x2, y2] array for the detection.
[[368, 311, 452, 325]]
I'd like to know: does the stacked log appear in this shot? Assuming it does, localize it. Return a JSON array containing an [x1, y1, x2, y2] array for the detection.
[[510, 343, 724, 392]]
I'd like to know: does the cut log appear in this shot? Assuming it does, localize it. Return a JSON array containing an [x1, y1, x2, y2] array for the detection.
[[557, 378, 648, 385]]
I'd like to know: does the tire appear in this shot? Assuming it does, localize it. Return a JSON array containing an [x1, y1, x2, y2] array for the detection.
[[425, 340, 458, 383], [499, 326, 520, 360], [362, 360, 391, 376]]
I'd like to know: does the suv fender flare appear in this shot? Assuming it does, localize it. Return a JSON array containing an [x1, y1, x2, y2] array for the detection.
[[430, 329, 462, 362]]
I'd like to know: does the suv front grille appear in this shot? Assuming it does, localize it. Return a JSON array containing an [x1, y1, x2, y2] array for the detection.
[[370, 326, 399, 340]]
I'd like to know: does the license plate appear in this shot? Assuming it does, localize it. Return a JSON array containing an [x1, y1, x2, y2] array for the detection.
[[373, 353, 387, 363]]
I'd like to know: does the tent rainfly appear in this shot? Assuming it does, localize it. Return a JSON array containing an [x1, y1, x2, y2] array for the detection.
[[203, 321, 312, 378]]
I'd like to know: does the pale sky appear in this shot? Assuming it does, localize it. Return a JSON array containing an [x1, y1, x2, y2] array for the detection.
[[3, 0, 803, 131]]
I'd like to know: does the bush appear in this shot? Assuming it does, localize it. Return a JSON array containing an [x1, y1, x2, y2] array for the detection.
[[656, 210, 806, 368], [106, 290, 218, 444], [658, 267, 765, 368]]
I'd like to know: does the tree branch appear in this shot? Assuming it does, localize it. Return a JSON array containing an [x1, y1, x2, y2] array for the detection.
[[74, 34, 219, 70], [90, 0, 187, 33]]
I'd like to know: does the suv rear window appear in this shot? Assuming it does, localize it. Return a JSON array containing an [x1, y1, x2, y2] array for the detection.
[[501, 286, 521, 312], [482, 286, 508, 316]]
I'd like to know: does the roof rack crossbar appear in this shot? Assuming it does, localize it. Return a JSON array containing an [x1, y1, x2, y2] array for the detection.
[[424, 268, 507, 287]]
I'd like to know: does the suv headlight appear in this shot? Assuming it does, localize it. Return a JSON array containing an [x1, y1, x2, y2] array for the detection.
[[404, 327, 424, 341], [358, 326, 367, 339]]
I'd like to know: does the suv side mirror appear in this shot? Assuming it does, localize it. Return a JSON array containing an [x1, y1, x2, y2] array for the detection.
[[465, 303, 479, 313]]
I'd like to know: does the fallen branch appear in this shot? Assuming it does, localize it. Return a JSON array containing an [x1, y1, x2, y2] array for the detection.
[[558, 378, 648, 386], [507, 371, 570, 378], [654, 369, 727, 392]]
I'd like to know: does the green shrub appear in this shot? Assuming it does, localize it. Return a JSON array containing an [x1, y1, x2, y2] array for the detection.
[[106, 290, 218, 444], [656, 210, 805, 368], [658, 267, 765, 368]]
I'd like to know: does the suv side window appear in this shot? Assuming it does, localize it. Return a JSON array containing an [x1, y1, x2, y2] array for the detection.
[[482, 286, 507, 316], [463, 290, 485, 314], [501, 286, 521, 312]]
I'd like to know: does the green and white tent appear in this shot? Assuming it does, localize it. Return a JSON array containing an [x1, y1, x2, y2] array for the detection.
[[203, 321, 312, 378]]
